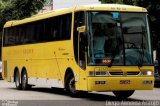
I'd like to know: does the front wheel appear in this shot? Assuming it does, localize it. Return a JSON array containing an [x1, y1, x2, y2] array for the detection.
[[112, 90, 135, 99], [66, 74, 79, 96]]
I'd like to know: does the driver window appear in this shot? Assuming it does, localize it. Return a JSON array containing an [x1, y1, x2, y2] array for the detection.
[[73, 11, 86, 69]]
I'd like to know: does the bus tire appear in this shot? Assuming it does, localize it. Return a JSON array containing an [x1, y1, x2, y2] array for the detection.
[[21, 71, 28, 90], [66, 74, 79, 96], [112, 90, 135, 99], [15, 71, 21, 90]]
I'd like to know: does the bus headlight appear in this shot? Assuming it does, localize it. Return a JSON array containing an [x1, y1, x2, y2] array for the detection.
[[89, 71, 109, 76], [141, 70, 153, 76]]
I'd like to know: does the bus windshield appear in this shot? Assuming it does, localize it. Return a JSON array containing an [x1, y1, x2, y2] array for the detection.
[[88, 11, 152, 66]]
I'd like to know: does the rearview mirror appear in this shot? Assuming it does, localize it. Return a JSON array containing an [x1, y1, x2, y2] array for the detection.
[[77, 26, 86, 33], [77, 26, 88, 48]]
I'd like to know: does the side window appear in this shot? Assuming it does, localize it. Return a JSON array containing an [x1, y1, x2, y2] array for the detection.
[[46, 13, 72, 41], [4, 28, 16, 46], [54, 14, 72, 40], [16, 26, 24, 44], [44, 18, 53, 41], [52, 16, 60, 41], [34, 21, 45, 42], [60, 14, 72, 40], [3, 13, 72, 46], [25, 23, 34, 43], [4, 28, 9, 46], [38, 21, 46, 42]]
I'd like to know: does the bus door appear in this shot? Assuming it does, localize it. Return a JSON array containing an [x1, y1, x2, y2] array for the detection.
[[74, 11, 88, 90], [74, 11, 87, 69]]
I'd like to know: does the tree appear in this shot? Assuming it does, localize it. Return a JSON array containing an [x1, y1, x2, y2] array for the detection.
[[0, 0, 46, 60], [0, 0, 46, 30]]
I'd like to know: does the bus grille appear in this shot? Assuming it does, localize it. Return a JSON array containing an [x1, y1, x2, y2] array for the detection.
[[109, 72, 123, 75], [109, 71, 140, 76], [127, 72, 140, 75]]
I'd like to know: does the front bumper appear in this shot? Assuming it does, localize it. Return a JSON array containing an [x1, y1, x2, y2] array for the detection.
[[87, 77, 154, 91]]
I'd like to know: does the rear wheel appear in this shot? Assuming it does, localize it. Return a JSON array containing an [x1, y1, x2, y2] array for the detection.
[[21, 71, 28, 90], [15, 71, 21, 90], [112, 90, 135, 99], [15, 71, 22, 90]]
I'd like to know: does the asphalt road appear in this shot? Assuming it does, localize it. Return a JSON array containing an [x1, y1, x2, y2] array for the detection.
[[0, 79, 160, 106]]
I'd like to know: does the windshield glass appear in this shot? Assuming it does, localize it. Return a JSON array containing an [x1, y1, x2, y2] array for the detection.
[[121, 13, 152, 66], [88, 11, 152, 66]]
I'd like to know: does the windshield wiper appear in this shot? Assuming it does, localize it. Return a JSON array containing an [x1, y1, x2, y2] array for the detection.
[[108, 54, 116, 67], [107, 37, 123, 67], [108, 48, 118, 67]]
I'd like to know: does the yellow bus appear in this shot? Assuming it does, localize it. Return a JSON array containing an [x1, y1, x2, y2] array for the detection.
[[2, 4, 154, 99]]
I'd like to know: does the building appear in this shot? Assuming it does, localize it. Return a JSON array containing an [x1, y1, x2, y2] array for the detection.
[[40, 0, 100, 13], [39, 0, 53, 13], [53, 0, 100, 9]]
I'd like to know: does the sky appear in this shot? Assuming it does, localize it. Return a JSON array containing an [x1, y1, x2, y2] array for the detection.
[[53, 0, 101, 9]]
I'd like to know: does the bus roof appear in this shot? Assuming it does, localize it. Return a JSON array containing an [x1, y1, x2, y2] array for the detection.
[[4, 4, 147, 28], [75, 4, 147, 12]]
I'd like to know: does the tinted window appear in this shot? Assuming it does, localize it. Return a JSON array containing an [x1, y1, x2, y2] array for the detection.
[[73, 11, 85, 63], [3, 13, 72, 46]]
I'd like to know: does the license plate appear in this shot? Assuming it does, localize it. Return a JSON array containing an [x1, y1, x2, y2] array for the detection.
[[120, 80, 130, 84]]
